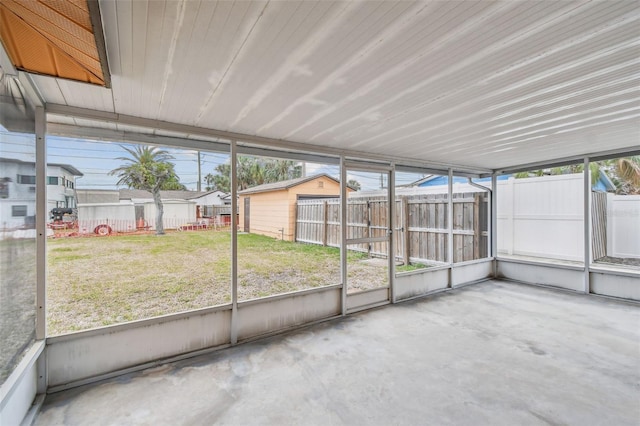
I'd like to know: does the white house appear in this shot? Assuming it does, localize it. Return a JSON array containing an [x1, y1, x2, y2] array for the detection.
[[119, 189, 229, 218], [0, 157, 82, 230], [189, 190, 229, 218], [75, 189, 204, 233], [46, 163, 84, 212]]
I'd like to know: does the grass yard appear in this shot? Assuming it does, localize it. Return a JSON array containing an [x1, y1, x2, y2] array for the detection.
[[47, 230, 388, 335]]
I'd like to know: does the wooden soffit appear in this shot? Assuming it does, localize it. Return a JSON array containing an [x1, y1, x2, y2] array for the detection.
[[0, 0, 110, 87]]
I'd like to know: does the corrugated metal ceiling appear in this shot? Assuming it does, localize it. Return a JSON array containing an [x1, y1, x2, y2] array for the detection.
[[32, 0, 640, 170]]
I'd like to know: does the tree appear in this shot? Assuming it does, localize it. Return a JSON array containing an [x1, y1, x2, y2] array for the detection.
[[205, 167, 230, 192], [109, 146, 183, 235], [206, 157, 302, 192], [604, 157, 640, 195], [347, 179, 361, 191], [514, 156, 640, 194]]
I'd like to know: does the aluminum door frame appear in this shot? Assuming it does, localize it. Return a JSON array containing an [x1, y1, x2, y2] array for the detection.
[[342, 161, 395, 313]]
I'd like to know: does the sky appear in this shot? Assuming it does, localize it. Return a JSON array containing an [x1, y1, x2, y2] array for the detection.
[[1, 128, 426, 192]]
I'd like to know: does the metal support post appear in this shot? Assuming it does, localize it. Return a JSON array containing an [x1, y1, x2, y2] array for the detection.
[[35, 106, 47, 393], [583, 157, 591, 294], [35, 106, 46, 340], [230, 141, 238, 344], [340, 156, 347, 315], [447, 168, 454, 287], [491, 173, 498, 277], [389, 165, 396, 303]]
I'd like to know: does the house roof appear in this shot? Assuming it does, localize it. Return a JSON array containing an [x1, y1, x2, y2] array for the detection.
[[188, 190, 228, 200], [119, 189, 212, 200], [239, 174, 340, 195], [76, 189, 119, 204], [0, 157, 83, 176], [77, 188, 217, 202], [594, 170, 616, 192], [49, 162, 84, 177], [406, 175, 436, 187]]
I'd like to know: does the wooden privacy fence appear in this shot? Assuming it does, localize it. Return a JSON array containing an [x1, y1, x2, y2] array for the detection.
[[295, 193, 488, 264]]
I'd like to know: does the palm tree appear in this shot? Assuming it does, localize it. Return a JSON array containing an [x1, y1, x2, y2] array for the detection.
[[109, 146, 182, 235], [611, 157, 640, 194], [267, 160, 301, 182]]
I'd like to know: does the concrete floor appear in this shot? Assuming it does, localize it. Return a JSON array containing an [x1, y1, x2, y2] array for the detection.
[[35, 280, 640, 425]]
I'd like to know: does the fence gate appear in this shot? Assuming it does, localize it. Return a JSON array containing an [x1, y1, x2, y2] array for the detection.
[[344, 165, 392, 312]]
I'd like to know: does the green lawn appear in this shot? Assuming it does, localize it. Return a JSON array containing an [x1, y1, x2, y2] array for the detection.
[[47, 231, 387, 335]]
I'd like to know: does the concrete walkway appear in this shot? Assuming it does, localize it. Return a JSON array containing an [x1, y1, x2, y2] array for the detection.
[[35, 280, 640, 425]]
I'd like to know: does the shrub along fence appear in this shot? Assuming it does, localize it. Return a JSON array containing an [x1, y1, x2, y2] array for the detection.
[[295, 192, 489, 265]]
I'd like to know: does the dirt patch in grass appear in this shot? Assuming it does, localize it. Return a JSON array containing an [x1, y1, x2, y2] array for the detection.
[[47, 231, 388, 335]]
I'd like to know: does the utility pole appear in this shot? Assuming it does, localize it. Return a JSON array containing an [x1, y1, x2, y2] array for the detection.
[[197, 151, 202, 191]]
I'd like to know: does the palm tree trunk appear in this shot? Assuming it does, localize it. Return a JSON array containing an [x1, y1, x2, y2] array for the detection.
[[152, 190, 165, 235]]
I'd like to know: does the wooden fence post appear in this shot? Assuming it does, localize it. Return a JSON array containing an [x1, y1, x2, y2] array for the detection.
[[402, 196, 410, 265], [294, 202, 298, 242], [473, 193, 481, 259], [322, 200, 328, 247], [367, 200, 371, 257]]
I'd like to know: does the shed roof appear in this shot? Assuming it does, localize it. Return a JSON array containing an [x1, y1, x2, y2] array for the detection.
[[76, 189, 119, 204], [239, 174, 340, 195], [119, 189, 211, 200]]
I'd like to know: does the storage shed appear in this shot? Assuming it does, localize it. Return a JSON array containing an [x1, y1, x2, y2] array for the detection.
[[239, 174, 343, 241]]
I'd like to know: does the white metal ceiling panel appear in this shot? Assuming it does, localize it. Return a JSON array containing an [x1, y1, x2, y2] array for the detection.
[[32, 0, 640, 171]]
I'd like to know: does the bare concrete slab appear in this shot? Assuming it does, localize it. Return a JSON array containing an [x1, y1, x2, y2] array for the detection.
[[35, 280, 640, 425]]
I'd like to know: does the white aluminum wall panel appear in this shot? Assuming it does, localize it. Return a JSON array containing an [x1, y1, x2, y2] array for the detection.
[[237, 287, 341, 341], [395, 268, 449, 301], [345, 288, 389, 312], [0, 361, 37, 426], [452, 261, 493, 287], [497, 260, 584, 292], [0, 343, 44, 426], [47, 309, 231, 387], [590, 272, 640, 301]]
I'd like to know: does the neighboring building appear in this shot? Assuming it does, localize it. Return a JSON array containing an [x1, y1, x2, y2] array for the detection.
[[410, 172, 616, 193], [46, 163, 84, 211], [0, 157, 82, 230], [76, 189, 120, 204], [592, 171, 616, 192], [75, 188, 235, 232], [238, 174, 345, 241], [408, 175, 510, 188], [118, 188, 231, 221]]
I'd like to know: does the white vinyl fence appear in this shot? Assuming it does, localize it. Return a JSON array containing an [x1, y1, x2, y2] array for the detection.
[[498, 174, 640, 261], [498, 174, 584, 261], [607, 193, 640, 259]]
